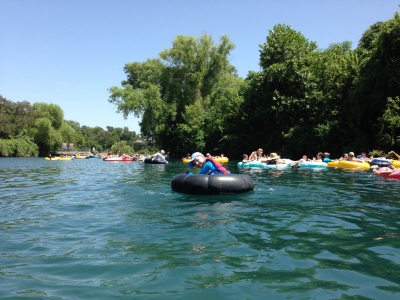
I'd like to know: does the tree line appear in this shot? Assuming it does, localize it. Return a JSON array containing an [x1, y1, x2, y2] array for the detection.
[[109, 13, 400, 159], [0, 96, 141, 157], [2, 13, 399, 159]]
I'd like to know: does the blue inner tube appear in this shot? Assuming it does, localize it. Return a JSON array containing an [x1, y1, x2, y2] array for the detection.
[[237, 160, 292, 169], [368, 158, 392, 167], [298, 162, 328, 168], [171, 173, 255, 195], [144, 157, 168, 164]]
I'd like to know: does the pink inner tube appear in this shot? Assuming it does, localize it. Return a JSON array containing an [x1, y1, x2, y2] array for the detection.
[[377, 172, 392, 178], [377, 168, 400, 179], [389, 170, 400, 179]]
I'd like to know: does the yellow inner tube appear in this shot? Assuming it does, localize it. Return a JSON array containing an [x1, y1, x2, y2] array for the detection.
[[337, 160, 370, 169], [391, 160, 400, 168], [327, 161, 339, 168], [182, 157, 229, 163]]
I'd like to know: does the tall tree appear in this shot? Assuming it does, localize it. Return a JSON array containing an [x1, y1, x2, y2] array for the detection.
[[241, 24, 320, 156], [0, 95, 36, 138], [345, 13, 400, 149], [33, 102, 64, 130], [32, 117, 62, 156], [109, 33, 237, 154]]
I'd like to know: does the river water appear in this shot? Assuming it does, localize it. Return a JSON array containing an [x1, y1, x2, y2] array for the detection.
[[0, 158, 399, 299]]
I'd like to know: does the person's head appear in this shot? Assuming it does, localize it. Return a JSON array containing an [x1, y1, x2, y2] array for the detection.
[[257, 148, 263, 155], [349, 152, 354, 158], [343, 153, 349, 158], [302, 155, 308, 160], [324, 152, 330, 157], [160, 150, 165, 155], [243, 154, 248, 159], [317, 152, 323, 158], [205, 153, 211, 157], [188, 152, 205, 168]]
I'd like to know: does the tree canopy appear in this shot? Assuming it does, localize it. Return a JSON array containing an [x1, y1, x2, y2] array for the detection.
[[109, 33, 243, 155], [2, 12, 400, 158]]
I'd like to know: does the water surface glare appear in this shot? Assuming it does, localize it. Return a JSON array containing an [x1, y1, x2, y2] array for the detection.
[[0, 158, 399, 299]]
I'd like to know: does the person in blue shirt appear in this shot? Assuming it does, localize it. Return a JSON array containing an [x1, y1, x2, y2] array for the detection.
[[323, 152, 331, 162], [187, 152, 230, 175]]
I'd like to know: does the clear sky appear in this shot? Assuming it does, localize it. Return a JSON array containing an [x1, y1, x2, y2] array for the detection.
[[1, 0, 398, 134]]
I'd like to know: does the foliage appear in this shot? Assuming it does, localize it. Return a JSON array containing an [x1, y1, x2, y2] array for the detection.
[[2, 12, 400, 159], [0, 132, 39, 157], [345, 13, 400, 149], [33, 102, 64, 130], [376, 96, 400, 146], [368, 149, 387, 158], [32, 117, 63, 156], [109, 33, 239, 155], [110, 140, 133, 155], [0, 95, 36, 139]]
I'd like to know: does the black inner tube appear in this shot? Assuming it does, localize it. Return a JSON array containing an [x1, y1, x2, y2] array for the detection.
[[171, 173, 255, 195]]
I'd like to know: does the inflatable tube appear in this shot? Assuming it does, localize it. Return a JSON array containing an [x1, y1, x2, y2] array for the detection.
[[45, 157, 74, 161], [237, 160, 292, 169], [369, 158, 392, 168], [389, 170, 400, 179], [264, 159, 292, 169], [103, 156, 134, 162], [298, 161, 328, 168], [376, 168, 400, 179], [182, 157, 229, 163], [337, 160, 370, 169], [264, 163, 291, 169], [327, 161, 339, 168], [237, 161, 266, 168], [215, 157, 229, 163], [391, 160, 400, 168], [171, 173, 255, 195], [144, 157, 168, 164]]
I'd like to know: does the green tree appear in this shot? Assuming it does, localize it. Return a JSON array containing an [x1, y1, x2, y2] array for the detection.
[[241, 24, 320, 156], [32, 117, 62, 156], [377, 97, 400, 147], [345, 13, 400, 149], [59, 122, 76, 145], [110, 140, 133, 155], [109, 33, 237, 154], [0, 95, 36, 138], [312, 42, 359, 154], [33, 102, 64, 130]]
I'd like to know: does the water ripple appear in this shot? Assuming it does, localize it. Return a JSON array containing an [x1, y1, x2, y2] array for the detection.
[[0, 158, 399, 299]]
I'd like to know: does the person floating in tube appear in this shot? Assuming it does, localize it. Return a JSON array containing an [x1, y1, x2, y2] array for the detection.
[[152, 150, 166, 161], [187, 152, 230, 175]]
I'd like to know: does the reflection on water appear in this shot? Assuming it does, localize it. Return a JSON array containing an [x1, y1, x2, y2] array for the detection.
[[0, 158, 399, 299]]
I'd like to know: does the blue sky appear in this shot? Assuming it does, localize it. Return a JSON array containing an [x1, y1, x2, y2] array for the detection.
[[1, 0, 398, 134]]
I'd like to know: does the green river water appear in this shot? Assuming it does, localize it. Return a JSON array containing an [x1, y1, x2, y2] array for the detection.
[[0, 157, 399, 299]]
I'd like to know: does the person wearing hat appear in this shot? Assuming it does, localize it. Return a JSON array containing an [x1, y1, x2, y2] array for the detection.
[[187, 152, 230, 175], [152, 149, 166, 161], [264, 152, 285, 165], [346, 152, 363, 162], [323, 152, 331, 162]]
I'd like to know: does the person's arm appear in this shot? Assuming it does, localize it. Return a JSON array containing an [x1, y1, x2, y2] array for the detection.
[[248, 152, 255, 161], [198, 161, 213, 174]]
